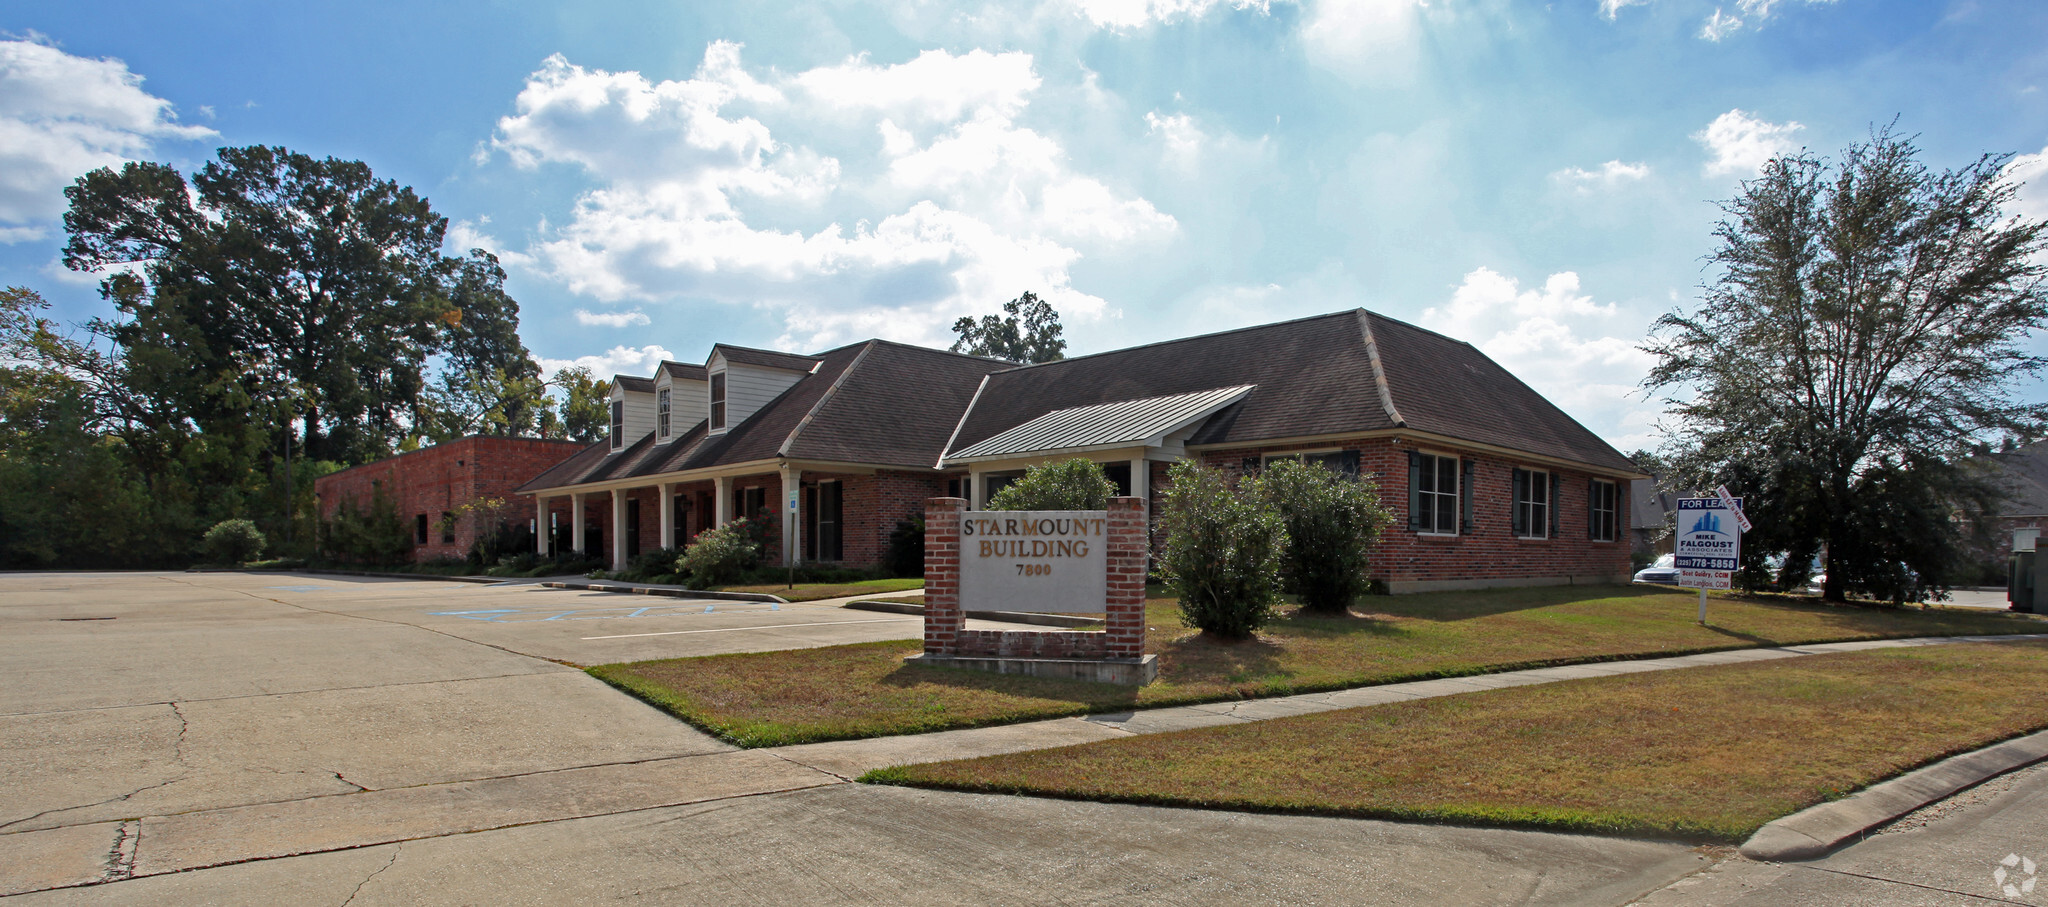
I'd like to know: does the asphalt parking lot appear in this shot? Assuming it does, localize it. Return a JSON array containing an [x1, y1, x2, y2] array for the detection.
[[5, 570, 2043, 904]]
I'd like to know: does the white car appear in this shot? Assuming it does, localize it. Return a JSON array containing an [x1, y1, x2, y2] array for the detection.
[[1634, 553, 1679, 585]]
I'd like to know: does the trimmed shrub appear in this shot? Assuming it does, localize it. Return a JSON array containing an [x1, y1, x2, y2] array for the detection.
[[203, 518, 267, 565], [320, 488, 409, 565], [987, 458, 1117, 511], [1251, 459, 1392, 613], [1156, 460, 1286, 639], [677, 522, 762, 587], [619, 546, 685, 584]]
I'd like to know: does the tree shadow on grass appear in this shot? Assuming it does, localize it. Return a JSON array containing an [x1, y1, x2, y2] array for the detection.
[[1156, 632, 1288, 687]]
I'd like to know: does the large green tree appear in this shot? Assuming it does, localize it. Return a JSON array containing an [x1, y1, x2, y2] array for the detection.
[[950, 291, 1067, 364], [1645, 128, 2048, 602], [62, 146, 539, 465]]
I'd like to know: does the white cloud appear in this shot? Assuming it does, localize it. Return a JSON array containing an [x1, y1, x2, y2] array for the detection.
[[1550, 159, 1651, 193], [1694, 109, 1802, 177], [2006, 142, 2048, 264], [1700, 8, 1744, 40], [1421, 267, 1660, 452], [491, 44, 1173, 351], [0, 38, 214, 241], [1700, 0, 1836, 41], [574, 308, 652, 328], [1601, 0, 1648, 20], [1067, 0, 1277, 29], [537, 344, 675, 379], [1146, 110, 1204, 169], [1300, 0, 1426, 83]]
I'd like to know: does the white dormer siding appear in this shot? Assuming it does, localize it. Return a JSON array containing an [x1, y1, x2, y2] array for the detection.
[[607, 379, 657, 454], [653, 370, 708, 444], [706, 351, 808, 435]]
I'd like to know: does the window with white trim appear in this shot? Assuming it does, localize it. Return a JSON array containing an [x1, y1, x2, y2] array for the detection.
[[1589, 479, 1619, 542], [657, 388, 671, 438], [1408, 453, 1459, 534], [1512, 467, 1551, 539], [709, 372, 727, 431]]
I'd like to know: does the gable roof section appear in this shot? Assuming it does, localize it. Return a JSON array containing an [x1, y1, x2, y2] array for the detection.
[[614, 374, 656, 393], [946, 309, 1634, 473], [1365, 313, 1635, 472], [518, 341, 1006, 492], [950, 311, 1396, 455], [949, 385, 1256, 462], [714, 344, 820, 372], [780, 341, 1012, 468], [659, 361, 707, 382]]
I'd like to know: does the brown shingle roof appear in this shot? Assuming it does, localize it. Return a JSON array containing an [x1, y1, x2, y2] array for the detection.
[[517, 341, 1006, 491], [715, 344, 820, 372], [946, 309, 1634, 473], [660, 361, 707, 381], [614, 375, 656, 393]]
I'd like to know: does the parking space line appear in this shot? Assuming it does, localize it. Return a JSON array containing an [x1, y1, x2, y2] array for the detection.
[[581, 618, 919, 640]]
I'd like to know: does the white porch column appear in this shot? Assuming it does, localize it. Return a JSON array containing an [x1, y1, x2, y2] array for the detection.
[[534, 495, 548, 554], [780, 464, 800, 567], [714, 476, 732, 526], [1130, 456, 1149, 503], [570, 492, 586, 554], [658, 483, 675, 550], [968, 467, 985, 509], [610, 488, 628, 572]]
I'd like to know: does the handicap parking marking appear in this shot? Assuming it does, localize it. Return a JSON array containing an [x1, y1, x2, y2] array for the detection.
[[425, 602, 782, 623]]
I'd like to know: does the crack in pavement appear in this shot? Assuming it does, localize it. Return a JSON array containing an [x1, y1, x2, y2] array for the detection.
[[101, 820, 139, 883], [1791, 863, 2026, 905], [338, 844, 400, 907], [763, 751, 860, 784], [0, 775, 192, 833]]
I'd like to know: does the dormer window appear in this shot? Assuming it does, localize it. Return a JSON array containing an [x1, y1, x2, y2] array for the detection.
[[609, 400, 623, 450], [657, 388, 671, 438], [710, 372, 727, 431]]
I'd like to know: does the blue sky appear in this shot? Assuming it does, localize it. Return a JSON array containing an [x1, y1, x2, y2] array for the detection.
[[5, 0, 2046, 452]]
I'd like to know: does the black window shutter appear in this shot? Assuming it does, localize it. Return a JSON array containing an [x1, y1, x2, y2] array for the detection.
[[1460, 459, 1475, 534], [1548, 473, 1562, 539], [1510, 468, 1527, 535], [1406, 451, 1424, 531]]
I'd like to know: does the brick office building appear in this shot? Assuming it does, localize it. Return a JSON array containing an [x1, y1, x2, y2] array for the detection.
[[314, 435, 586, 562], [521, 309, 1645, 592]]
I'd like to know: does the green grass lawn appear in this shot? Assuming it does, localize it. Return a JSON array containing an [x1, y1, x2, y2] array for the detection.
[[868, 640, 2048, 842], [716, 577, 925, 602], [587, 584, 2044, 747]]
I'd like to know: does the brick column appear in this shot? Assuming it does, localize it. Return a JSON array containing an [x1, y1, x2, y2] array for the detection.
[[923, 497, 967, 656], [1104, 496, 1148, 660]]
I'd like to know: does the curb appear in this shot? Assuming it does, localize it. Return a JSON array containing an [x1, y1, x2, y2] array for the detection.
[[1740, 727, 2048, 861], [189, 567, 503, 584], [841, 599, 1104, 628], [538, 580, 785, 604]]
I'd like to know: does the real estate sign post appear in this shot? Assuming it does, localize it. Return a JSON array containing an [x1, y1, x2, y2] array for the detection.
[[1675, 495, 1744, 624]]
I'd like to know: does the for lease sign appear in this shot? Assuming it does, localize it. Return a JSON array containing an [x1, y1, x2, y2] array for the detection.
[[957, 511, 1110, 614], [1674, 496, 1743, 571]]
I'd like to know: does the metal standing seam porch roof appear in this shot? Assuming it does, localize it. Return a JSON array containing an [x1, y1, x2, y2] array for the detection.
[[944, 385, 1257, 463]]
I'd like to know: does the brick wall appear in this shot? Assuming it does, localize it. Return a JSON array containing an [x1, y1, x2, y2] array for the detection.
[[314, 436, 585, 562], [1188, 437, 1633, 592]]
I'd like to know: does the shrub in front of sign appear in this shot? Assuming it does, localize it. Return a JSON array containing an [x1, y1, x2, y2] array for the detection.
[[986, 458, 1118, 511], [676, 522, 761, 587], [1252, 458, 1392, 613], [202, 518, 267, 566], [1157, 460, 1286, 639]]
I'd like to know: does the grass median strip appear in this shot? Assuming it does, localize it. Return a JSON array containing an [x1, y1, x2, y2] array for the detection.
[[868, 640, 2048, 841], [587, 584, 2043, 747]]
